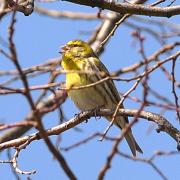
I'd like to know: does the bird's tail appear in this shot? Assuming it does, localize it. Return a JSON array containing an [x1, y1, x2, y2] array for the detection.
[[106, 116, 143, 156], [125, 130, 143, 156]]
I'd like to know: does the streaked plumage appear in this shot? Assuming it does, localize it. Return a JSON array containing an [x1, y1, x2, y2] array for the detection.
[[61, 40, 143, 156]]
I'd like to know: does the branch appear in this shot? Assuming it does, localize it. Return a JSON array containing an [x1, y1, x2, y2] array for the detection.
[[0, 86, 67, 144], [63, 0, 180, 17], [35, 6, 106, 20], [114, 42, 180, 75], [0, 108, 180, 151], [1, 50, 179, 95], [7, 0, 34, 16]]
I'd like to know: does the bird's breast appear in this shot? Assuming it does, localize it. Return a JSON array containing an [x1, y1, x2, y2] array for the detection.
[[66, 73, 106, 110]]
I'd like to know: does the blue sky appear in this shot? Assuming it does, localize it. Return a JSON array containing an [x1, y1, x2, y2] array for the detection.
[[0, 1, 180, 180]]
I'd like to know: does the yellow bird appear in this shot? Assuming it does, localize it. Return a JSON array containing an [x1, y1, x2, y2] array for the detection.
[[61, 40, 143, 156]]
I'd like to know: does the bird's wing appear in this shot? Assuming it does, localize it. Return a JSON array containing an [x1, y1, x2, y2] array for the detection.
[[87, 56, 121, 104]]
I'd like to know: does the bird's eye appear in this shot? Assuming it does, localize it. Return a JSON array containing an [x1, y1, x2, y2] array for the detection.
[[71, 44, 79, 47]]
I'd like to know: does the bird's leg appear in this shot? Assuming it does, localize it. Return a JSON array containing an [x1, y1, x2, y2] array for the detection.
[[74, 110, 91, 123], [74, 105, 104, 123], [90, 105, 105, 120]]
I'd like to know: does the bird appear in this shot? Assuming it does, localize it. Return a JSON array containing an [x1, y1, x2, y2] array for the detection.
[[60, 39, 143, 156]]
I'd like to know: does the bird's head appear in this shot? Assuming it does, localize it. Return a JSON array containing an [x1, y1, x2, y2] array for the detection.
[[60, 40, 95, 70], [60, 40, 94, 58]]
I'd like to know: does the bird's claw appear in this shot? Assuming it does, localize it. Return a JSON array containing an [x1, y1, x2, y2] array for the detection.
[[90, 105, 104, 120]]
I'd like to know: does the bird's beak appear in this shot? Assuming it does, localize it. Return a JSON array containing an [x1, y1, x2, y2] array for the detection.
[[59, 45, 69, 54]]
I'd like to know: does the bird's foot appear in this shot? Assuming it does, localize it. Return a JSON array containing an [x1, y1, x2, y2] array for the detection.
[[90, 105, 104, 120]]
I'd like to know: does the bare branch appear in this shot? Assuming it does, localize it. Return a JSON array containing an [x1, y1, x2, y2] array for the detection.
[[7, 0, 34, 16], [35, 6, 106, 20], [171, 59, 180, 122], [63, 0, 180, 17], [0, 87, 67, 144], [0, 108, 179, 151]]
